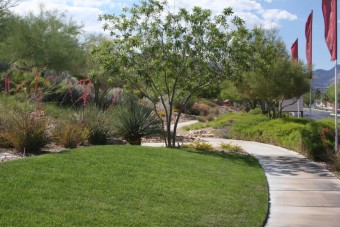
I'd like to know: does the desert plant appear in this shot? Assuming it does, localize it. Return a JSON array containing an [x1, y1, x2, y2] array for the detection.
[[0, 108, 50, 153], [197, 116, 207, 123], [184, 140, 214, 151], [112, 99, 163, 145], [207, 115, 215, 122], [52, 118, 89, 148], [190, 102, 210, 116], [81, 107, 113, 145], [332, 154, 340, 172], [220, 143, 245, 153]]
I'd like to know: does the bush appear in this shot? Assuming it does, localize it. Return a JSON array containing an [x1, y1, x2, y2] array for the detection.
[[82, 108, 113, 145], [184, 140, 214, 151], [331, 154, 340, 171], [228, 114, 336, 162], [248, 108, 262, 115], [197, 116, 207, 122], [300, 119, 335, 161], [229, 114, 269, 140], [220, 142, 245, 153], [190, 102, 210, 116], [52, 118, 89, 148], [112, 99, 163, 145], [0, 108, 50, 153], [43, 103, 76, 119]]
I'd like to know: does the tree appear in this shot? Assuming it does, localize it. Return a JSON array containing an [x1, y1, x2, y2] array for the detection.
[[99, 0, 251, 147], [0, 5, 84, 72], [220, 28, 309, 118], [0, 0, 19, 25], [84, 34, 121, 109], [325, 83, 340, 103]]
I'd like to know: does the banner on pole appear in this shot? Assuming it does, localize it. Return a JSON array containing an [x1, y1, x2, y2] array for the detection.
[[291, 38, 298, 62], [305, 10, 313, 78], [322, 0, 337, 61]]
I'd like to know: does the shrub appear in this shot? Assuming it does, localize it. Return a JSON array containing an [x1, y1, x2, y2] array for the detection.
[[43, 103, 75, 119], [248, 108, 262, 115], [332, 154, 340, 172], [190, 102, 210, 116], [52, 118, 89, 148], [196, 98, 217, 107], [112, 99, 163, 145], [229, 114, 269, 140], [82, 108, 113, 145], [45, 78, 84, 107], [220, 143, 245, 153], [185, 140, 214, 151], [197, 116, 207, 122], [0, 108, 50, 154], [208, 107, 220, 116], [300, 119, 335, 161], [207, 115, 215, 122]]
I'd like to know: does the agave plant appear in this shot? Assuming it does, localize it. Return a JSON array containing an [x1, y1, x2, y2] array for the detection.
[[113, 99, 163, 145]]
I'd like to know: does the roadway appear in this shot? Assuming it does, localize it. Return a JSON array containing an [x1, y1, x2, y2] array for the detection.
[[303, 108, 332, 120]]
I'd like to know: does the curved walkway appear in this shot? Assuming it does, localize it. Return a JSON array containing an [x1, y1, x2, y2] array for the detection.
[[203, 138, 340, 227], [144, 133, 340, 226]]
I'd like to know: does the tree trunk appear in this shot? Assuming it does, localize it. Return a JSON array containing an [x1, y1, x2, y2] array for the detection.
[[260, 101, 268, 114]]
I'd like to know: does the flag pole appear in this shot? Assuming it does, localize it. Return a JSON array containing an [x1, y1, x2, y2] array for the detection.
[[335, 61, 338, 152], [309, 10, 313, 120], [309, 79, 312, 120], [297, 97, 300, 118], [335, 0, 338, 153]]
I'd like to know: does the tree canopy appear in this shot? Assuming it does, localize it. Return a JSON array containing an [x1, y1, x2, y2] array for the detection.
[[99, 0, 251, 147], [220, 28, 309, 118], [0, 6, 84, 72]]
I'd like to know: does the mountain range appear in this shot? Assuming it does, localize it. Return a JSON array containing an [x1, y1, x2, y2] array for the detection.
[[313, 65, 340, 92]]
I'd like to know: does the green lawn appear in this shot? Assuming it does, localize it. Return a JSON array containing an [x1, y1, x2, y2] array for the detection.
[[0, 146, 268, 226]]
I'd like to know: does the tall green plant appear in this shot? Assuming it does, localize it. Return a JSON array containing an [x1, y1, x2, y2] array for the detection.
[[0, 108, 50, 153], [113, 99, 163, 145], [82, 107, 113, 145], [52, 118, 89, 149]]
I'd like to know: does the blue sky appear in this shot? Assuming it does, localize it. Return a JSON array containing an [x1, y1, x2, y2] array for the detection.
[[12, 0, 339, 70]]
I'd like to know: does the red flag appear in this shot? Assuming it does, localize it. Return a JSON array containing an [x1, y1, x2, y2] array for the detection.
[[305, 10, 313, 78], [305, 11, 313, 66], [291, 38, 298, 62], [322, 0, 337, 61]]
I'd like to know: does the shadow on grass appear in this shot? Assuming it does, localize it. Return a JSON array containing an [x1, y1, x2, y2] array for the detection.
[[181, 148, 260, 168]]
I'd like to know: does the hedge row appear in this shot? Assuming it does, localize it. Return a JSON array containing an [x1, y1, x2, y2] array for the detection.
[[224, 113, 336, 161]]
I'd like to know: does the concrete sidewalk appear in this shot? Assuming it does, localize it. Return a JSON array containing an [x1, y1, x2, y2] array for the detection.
[[204, 138, 340, 227]]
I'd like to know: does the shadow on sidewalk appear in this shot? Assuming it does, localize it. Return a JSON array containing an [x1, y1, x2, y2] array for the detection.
[[256, 155, 333, 177]]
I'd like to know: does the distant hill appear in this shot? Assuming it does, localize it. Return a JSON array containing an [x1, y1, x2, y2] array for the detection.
[[313, 65, 340, 92]]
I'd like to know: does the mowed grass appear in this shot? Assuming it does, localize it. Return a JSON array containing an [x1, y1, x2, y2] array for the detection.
[[0, 146, 268, 226]]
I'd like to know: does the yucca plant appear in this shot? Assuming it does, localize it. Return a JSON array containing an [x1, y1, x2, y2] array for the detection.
[[0, 108, 50, 154], [113, 99, 163, 145]]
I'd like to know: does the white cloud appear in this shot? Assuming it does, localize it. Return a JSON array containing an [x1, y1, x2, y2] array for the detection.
[[261, 9, 298, 21], [166, 0, 297, 29], [12, 0, 108, 33], [11, 0, 298, 33]]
